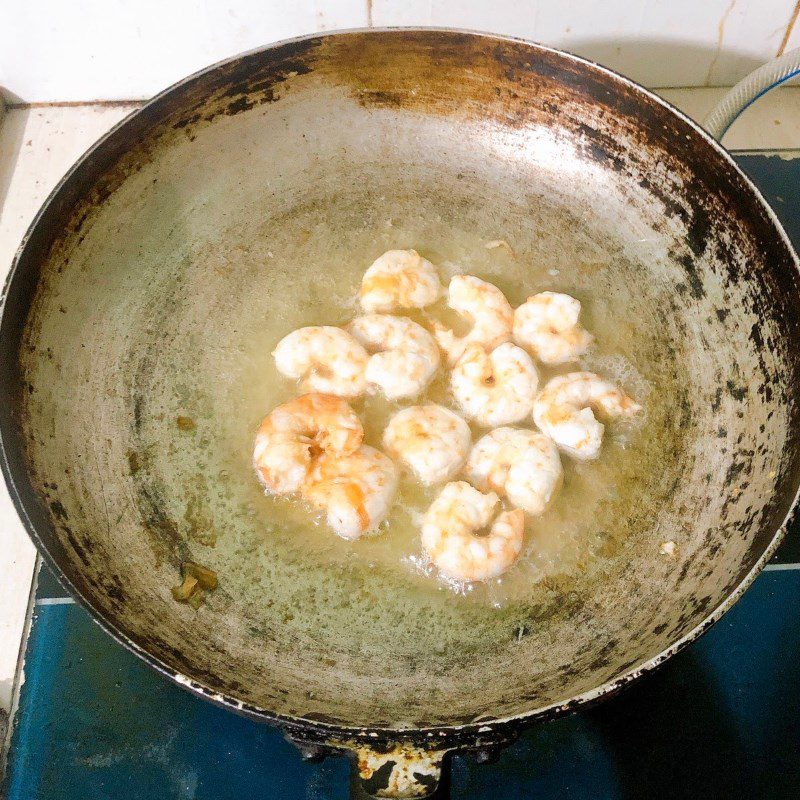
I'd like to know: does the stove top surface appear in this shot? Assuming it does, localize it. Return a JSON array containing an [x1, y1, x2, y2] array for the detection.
[[4, 154, 800, 800]]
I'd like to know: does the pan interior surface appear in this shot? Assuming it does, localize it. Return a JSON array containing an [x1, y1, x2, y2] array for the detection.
[[12, 32, 800, 730]]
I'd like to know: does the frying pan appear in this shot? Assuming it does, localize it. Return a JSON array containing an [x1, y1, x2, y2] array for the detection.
[[2, 29, 800, 799]]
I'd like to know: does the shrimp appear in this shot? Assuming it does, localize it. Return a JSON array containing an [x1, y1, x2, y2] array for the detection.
[[253, 393, 363, 494], [532, 372, 642, 460], [513, 292, 593, 365], [383, 404, 471, 486], [347, 315, 440, 400], [421, 481, 525, 581], [451, 342, 538, 427], [432, 275, 514, 365], [273, 326, 368, 397], [302, 445, 398, 539], [359, 249, 441, 313], [466, 428, 562, 515]]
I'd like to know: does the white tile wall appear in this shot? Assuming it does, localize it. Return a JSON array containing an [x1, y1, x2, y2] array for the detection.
[[374, 0, 798, 87], [0, 0, 367, 103], [1, 0, 799, 102]]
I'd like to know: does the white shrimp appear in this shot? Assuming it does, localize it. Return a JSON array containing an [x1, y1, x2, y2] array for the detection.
[[533, 372, 642, 460], [359, 249, 441, 313], [466, 428, 562, 516], [433, 275, 514, 365], [513, 292, 593, 365], [383, 405, 471, 486], [302, 445, 397, 539], [421, 481, 525, 581], [273, 326, 367, 397], [253, 393, 363, 494], [348, 315, 440, 400], [451, 342, 538, 427]]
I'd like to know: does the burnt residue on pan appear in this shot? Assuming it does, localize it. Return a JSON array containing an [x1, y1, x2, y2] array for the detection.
[[3, 30, 800, 776]]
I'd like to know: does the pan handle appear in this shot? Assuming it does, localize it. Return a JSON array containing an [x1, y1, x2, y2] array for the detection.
[[285, 731, 453, 798], [703, 46, 800, 141], [350, 744, 450, 798]]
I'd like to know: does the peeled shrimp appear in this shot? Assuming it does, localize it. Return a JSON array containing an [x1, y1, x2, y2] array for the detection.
[[533, 372, 642, 460], [466, 427, 562, 515], [383, 404, 471, 486], [253, 393, 363, 494], [421, 481, 525, 581], [359, 249, 441, 313], [451, 342, 538, 427], [513, 292, 593, 365], [273, 326, 367, 397], [348, 314, 440, 400], [433, 275, 514, 365], [302, 445, 397, 539]]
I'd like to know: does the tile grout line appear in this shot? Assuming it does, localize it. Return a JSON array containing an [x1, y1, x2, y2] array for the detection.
[[6, 86, 800, 111], [5, 99, 145, 110], [34, 597, 75, 606]]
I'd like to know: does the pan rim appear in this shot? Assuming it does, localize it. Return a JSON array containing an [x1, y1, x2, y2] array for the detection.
[[2, 26, 799, 746]]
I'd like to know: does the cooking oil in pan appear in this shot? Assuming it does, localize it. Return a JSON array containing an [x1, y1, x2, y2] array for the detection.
[[22, 176, 689, 665], [176, 218, 666, 611]]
